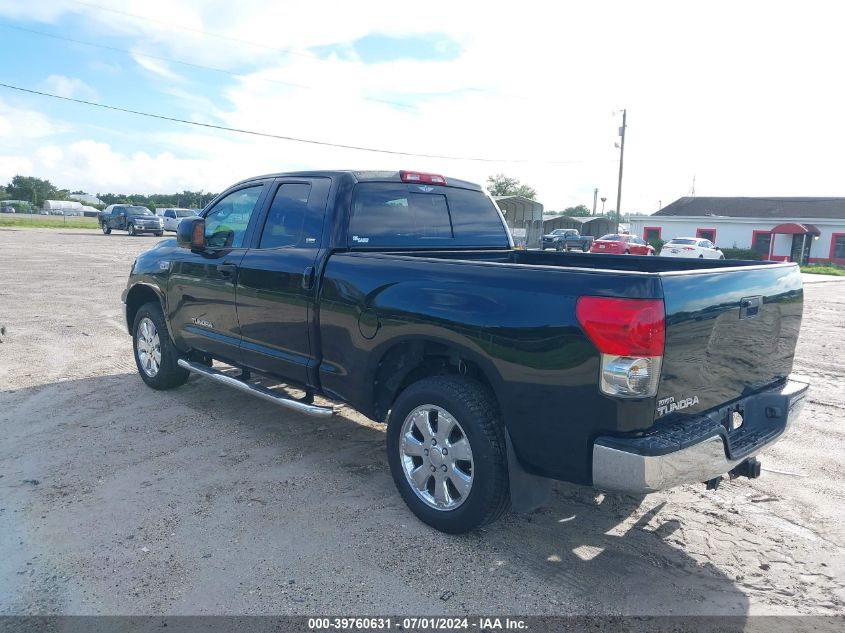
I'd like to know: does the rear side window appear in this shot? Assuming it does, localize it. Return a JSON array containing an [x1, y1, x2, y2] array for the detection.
[[349, 184, 507, 247], [259, 183, 314, 249]]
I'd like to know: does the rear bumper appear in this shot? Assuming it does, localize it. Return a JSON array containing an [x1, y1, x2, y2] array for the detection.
[[592, 376, 809, 493]]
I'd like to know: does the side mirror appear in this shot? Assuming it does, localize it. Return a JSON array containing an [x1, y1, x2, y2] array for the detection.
[[177, 216, 205, 250]]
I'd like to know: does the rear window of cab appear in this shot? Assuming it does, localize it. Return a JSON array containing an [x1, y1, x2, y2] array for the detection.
[[348, 183, 508, 248]]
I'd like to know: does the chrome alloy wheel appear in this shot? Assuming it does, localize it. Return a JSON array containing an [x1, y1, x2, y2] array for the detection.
[[399, 405, 474, 511], [136, 317, 162, 377]]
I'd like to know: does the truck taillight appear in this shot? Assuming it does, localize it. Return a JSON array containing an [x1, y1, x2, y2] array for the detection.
[[576, 297, 665, 398], [400, 170, 447, 185]]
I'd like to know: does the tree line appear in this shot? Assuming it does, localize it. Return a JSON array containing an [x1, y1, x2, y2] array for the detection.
[[5, 172, 609, 217], [2, 175, 216, 210], [485, 174, 615, 217]]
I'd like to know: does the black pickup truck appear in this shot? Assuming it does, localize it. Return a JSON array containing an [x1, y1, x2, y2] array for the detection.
[[122, 170, 808, 533]]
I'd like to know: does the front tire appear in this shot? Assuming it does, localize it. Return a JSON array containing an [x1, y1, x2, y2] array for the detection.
[[387, 376, 510, 533], [128, 224, 136, 236], [154, 231, 163, 237], [101, 222, 111, 235], [132, 301, 188, 390]]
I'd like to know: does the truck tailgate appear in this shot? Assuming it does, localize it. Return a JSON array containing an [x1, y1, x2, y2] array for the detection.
[[656, 263, 803, 420]]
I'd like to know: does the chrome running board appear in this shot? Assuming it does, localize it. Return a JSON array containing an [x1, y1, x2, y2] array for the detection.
[[177, 359, 336, 418]]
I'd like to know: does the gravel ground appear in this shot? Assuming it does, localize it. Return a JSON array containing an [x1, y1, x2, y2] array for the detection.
[[0, 228, 843, 616]]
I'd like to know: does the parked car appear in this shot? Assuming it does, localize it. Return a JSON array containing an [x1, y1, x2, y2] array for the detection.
[[540, 228, 594, 252], [0, 206, 15, 213], [156, 207, 198, 232], [99, 205, 164, 236], [591, 233, 655, 255], [660, 237, 725, 259], [122, 169, 807, 534]]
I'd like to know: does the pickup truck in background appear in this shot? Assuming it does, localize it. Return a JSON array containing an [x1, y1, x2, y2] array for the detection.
[[100, 204, 164, 236], [541, 228, 594, 252], [122, 170, 808, 533]]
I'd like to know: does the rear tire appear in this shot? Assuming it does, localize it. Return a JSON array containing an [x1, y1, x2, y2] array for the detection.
[[624, 250, 630, 255], [699, 254, 704, 258], [101, 222, 111, 235], [154, 232, 163, 237], [132, 301, 188, 390], [128, 224, 136, 236], [387, 376, 510, 534]]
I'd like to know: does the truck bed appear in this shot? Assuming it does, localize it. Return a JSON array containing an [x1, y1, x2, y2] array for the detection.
[[319, 248, 802, 484]]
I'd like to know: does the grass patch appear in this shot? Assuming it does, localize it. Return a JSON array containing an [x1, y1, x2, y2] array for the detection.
[[800, 265, 845, 276], [0, 215, 100, 229]]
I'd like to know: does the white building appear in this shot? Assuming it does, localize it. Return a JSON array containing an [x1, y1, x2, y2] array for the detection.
[[69, 192, 104, 205], [42, 200, 84, 215], [630, 197, 845, 264]]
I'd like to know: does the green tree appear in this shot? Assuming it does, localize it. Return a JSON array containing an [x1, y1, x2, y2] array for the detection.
[[6, 175, 61, 205], [485, 173, 537, 200], [561, 204, 591, 217]]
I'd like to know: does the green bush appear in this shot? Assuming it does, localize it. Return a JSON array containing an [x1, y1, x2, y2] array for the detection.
[[648, 238, 665, 253], [720, 248, 761, 260]]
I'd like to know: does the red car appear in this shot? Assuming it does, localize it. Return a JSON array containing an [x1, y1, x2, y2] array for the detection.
[[590, 233, 655, 255]]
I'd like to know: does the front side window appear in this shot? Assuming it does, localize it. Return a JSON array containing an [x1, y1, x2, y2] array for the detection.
[[204, 185, 264, 249], [259, 183, 314, 249]]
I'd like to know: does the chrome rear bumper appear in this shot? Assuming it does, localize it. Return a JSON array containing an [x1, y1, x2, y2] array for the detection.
[[592, 376, 809, 494]]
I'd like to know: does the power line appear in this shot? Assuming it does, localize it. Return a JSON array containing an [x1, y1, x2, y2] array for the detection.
[[0, 23, 418, 112], [0, 82, 586, 164]]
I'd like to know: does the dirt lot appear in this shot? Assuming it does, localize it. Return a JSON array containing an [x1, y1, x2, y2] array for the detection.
[[0, 228, 843, 617]]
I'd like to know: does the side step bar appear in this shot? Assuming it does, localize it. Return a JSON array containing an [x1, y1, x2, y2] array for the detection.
[[177, 359, 336, 418]]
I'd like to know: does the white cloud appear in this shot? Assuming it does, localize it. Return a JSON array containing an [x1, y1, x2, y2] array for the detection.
[[0, 98, 65, 139], [42, 75, 99, 101], [131, 54, 184, 82]]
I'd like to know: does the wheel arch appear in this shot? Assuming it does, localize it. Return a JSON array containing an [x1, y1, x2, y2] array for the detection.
[[124, 283, 165, 334], [369, 336, 504, 424]]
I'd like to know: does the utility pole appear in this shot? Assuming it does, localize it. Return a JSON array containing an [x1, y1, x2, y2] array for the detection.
[[615, 109, 627, 232], [592, 188, 598, 216]]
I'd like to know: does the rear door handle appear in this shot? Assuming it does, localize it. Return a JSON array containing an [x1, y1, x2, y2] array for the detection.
[[302, 266, 315, 290], [217, 262, 237, 277]]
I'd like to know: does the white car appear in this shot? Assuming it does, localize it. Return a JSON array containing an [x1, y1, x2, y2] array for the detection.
[[157, 208, 198, 232], [660, 237, 725, 259]]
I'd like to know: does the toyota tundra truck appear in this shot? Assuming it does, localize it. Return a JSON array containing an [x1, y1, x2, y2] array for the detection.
[[121, 170, 808, 533]]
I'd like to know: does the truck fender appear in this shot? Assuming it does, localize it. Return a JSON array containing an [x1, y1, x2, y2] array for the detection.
[[504, 429, 552, 513]]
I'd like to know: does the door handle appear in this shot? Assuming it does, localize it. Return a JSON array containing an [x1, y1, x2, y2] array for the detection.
[[302, 266, 315, 290], [217, 262, 237, 277]]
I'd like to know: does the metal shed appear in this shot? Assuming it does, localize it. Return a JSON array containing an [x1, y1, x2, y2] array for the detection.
[[493, 196, 544, 248]]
